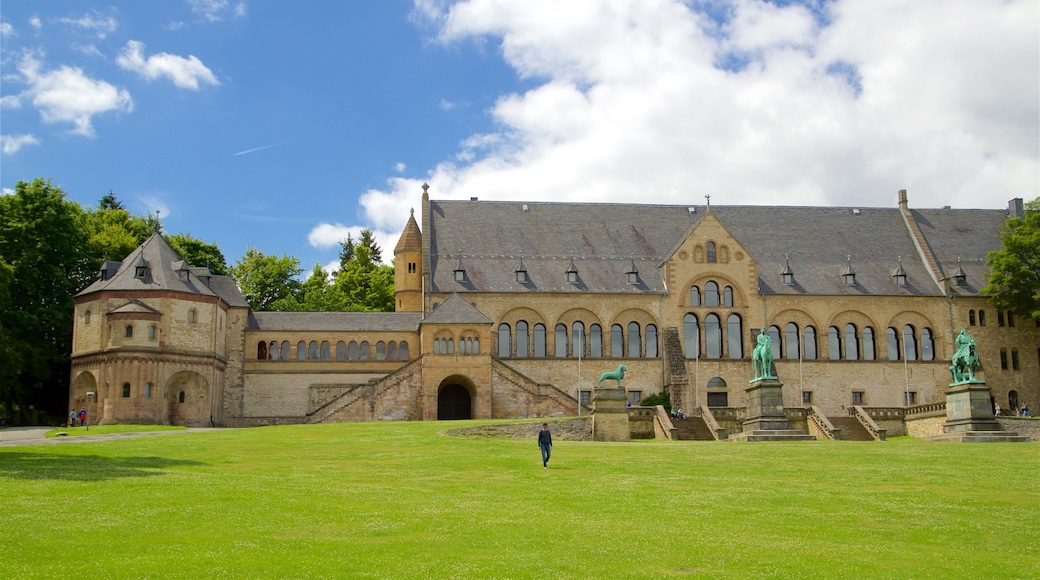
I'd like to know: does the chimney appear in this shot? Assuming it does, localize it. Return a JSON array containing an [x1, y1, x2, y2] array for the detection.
[[897, 189, 908, 210], [1008, 198, 1024, 219]]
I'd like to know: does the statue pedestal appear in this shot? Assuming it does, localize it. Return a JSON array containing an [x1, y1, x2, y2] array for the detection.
[[592, 387, 631, 442], [944, 381, 1001, 433], [743, 378, 790, 431]]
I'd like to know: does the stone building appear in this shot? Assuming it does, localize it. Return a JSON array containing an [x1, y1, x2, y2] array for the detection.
[[69, 189, 1039, 430]]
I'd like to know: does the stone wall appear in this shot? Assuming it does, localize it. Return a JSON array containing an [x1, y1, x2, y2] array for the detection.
[[627, 406, 655, 439], [996, 417, 1040, 441], [491, 361, 577, 419]]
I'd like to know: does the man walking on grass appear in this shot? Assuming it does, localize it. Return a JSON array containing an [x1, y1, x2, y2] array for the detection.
[[538, 423, 553, 468]]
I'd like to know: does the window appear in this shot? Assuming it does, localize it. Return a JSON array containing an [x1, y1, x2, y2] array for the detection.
[[828, 327, 841, 360], [969, 310, 976, 326], [122, 383, 131, 397], [768, 326, 781, 360], [1008, 311, 1015, 327], [903, 325, 917, 361], [337, 341, 347, 360], [388, 342, 397, 360], [802, 391, 813, 405], [321, 341, 331, 360], [852, 392, 864, 405], [920, 329, 933, 361], [904, 392, 917, 405], [188, 309, 196, 324], [533, 324, 546, 357], [1009, 390, 1019, 411], [628, 391, 642, 406], [684, 314, 699, 358], [360, 341, 371, 359], [723, 286, 733, 307], [706, 242, 716, 263], [498, 323, 511, 357], [1000, 349, 1008, 370], [375, 341, 385, 360], [645, 325, 658, 358], [862, 327, 876, 361], [555, 324, 568, 357], [886, 328, 899, 361], [178, 391, 185, 403], [125, 325, 134, 338], [348, 341, 358, 360], [408, 262, 416, 273], [707, 392, 728, 407], [979, 310, 986, 326], [998, 311, 1005, 326], [145, 383, 152, 398], [690, 286, 701, 307], [705, 314, 722, 359], [579, 391, 591, 406], [572, 322, 585, 358], [270, 341, 279, 361], [399, 341, 409, 360], [85, 310, 91, 325], [589, 324, 602, 357], [297, 341, 306, 360], [785, 323, 799, 359], [148, 325, 157, 340], [258, 341, 268, 360], [627, 322, 641, 357], [309, 341, 319, 360], [1011, 349, 1020, 371], [705, 281, 720, 307], [611, 325, 624, 358], [281, 342, 290, 360], [844, 324, 858, 360], [803, 326, 817, 360], [516, 321, 529, 358]]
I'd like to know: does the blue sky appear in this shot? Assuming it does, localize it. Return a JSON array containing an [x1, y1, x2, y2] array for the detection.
[[2, 0, 1037, 274]]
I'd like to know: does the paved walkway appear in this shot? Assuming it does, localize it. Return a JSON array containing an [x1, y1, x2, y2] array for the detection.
[[0, 426, 221, 447]]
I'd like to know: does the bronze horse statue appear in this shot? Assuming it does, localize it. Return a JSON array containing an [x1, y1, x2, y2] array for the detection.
[[949, 330, 981, 383], [597, 364, 628, 388]]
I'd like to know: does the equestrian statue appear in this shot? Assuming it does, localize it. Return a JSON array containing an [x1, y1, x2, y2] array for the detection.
[[751, 329, 776, 381], [949, 328, 981, 383], [597, 364, 628, 388]]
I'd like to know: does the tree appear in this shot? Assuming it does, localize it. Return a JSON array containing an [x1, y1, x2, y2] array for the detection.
[[82, 201, 152, 267], [99, 189, 125, 210], [168, 233, 229, 275], [334, 244, 394, 312], [984, 198, 1040, 321], [0, 179, 93, 418], [231, 248, 304, 311], [338, 233, 355, 271], [296, 265, 349, 312], [358, 229, 383, 264]]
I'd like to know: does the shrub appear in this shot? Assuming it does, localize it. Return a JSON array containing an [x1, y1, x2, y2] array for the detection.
[[641, 391, 671, 411]]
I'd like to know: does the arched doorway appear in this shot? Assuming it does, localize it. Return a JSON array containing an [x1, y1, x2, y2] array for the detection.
[[166, 371, 210, 426], [70, 371, 98, 422], [437, 379, 473, 420]]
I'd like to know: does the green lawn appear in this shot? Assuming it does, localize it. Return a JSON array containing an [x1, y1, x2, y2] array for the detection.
[[2, 421, 1037, 579], [45, 424, 187, 438]]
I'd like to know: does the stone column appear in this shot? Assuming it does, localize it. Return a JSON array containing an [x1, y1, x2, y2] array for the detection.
[[592, 387, 631, 442], [743, 378, 790, 432], [944, 381, 1001, 433]]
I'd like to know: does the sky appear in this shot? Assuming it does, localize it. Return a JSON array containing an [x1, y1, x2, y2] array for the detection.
[[1, 0, 1037, 275]]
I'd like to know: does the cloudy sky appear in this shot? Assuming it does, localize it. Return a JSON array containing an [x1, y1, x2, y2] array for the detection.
[[2, 0, 1036, 273]]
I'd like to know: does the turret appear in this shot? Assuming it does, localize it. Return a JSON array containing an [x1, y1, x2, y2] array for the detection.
[[394, 208, 423, 311]]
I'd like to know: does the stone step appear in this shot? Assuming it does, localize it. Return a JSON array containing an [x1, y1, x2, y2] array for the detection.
[[728, 430, 817, 442], [931, 431, 1031, 443], [672, 415, 715, 441], [828, 416, 876, 441]]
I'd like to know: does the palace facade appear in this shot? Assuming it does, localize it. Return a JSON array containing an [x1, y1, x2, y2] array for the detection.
[[69, 189, 1039, 433]]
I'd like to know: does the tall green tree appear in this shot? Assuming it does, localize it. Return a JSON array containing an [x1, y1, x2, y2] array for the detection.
[[0, 179, 93, 417], [168, 233, 229, 275], [99, 189, 125, 210], [338, 233, 355, 271], [984, 198, 1040, 321], [296, 264, 349, 312], [231, 248, 304, 311], [82, 195, 152, 267], [358, 229, 383, 264], [334, 244, 394, 312]]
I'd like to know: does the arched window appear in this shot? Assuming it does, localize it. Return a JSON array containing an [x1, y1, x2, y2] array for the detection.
[[903, 325, 917, 361], [645, 324, 658, 358], [1009, 390, 1019, 411], [375, 341, 385, 360], [258, 341, 268, 360], [348, 341, 358, 360], [886, 328, 899, 361], [122, 383, 131, 397], [862, 327, 876, 361], [269, 341, 279, 361], [707, 242, 717, 263], [611, 325, 624, 358], [281, 342, 290, 360], [1008, 311, 1015, 327], [434, 338, 441, 354], [337, 341, 347, 360], [498, 323, 511, 357], [387, 341, 397, 360], [969, 310, 976, 326], [321, 341, 331, 360], [473, 337, 480, 354], [309, 341, 319, 360], [516, 321, 529, 358], [572, 322, 585, 358], [555, 324, 568, 357], [921, 328, 934, 361], [785, 323, 799, 359], [148, 325, 157, 339], [768, 326, 782, 360], [690, 286, 701, 307], [125, 325, 134, 338], [978, 310, 986, 326], [705, 314, 722, 359], [144, 383, 152, 398], [844, 324, 858, 360], [589, 324, 602, 357], [85, 310, 91, 325], [723, 286, 733, 307], [533, 324, 546, 357], [297, 341, 306, 360], [399, 341, 409, 359], [188, 309, 196, 324], [1000, 348, 1008, 370], [627, 322, 641, 357], [178, 391, 185, 403], [705, 282, 720, 307], [728, 315, 743, 359], [360, 341, 370, 360], [828, 327, 841, 360], [803, 326, 817, 360], [684, 314, 699, 358]]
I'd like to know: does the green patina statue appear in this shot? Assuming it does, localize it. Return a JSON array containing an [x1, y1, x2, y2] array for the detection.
[[949, 328, 981, 383], [751, 329, 776, 381], [597, 364, 628, 388]]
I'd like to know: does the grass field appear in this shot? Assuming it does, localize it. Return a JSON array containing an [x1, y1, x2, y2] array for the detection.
[[44, 425, 187, 438], [2, 420, 1038, 579]]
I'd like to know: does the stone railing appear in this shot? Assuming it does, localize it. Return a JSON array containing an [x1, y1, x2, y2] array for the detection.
[[850, 406, 887, 441], [905, 401, 946, 418], [652, 405, 678, 440], [806, 406, 838, 440], [699, 405, 725, 440]]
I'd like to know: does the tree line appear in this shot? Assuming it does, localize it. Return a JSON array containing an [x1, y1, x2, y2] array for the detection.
[[0, 178, 394, 422]]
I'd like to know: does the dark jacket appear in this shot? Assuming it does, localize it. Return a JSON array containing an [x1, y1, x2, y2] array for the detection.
[[538, 429, 552, 446]]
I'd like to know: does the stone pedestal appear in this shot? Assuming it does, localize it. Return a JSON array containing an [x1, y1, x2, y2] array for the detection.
[[944, 381, 1001, 433], [592, 387, 631, 442], [743, 378, 789, 432]]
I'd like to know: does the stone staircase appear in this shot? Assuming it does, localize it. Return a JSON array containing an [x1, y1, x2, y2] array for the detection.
[[729, 430, 817, 442], [672, 415, 715, 441], [828, 416, 875, 441]]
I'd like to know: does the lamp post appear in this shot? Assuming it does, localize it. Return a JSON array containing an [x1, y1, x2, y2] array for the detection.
[[85, 391, 95, 431]]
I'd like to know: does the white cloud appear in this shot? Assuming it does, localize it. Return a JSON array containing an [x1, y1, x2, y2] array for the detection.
[[57, 11, 118, 39], [359, 0, 1037, 242], [12, 52, 133, 137], [0, 95, 22, 109], [29, 16, 41, 31], [1, 133, 40, 154], [306, 222, 397, 265], [235, 2, 248, 19], [188, 0, 246, 23], [439, 99, 456, 111], [117, 40, 219, 90], [395, 162, 407, 172], [2, 187, 13, 196], [164, 21, 186, 31], [0, 22, 15, 38], [138, 195, 172, 221]]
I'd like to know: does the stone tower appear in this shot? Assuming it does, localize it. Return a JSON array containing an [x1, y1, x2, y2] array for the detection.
[[394, 207, 423, 312]]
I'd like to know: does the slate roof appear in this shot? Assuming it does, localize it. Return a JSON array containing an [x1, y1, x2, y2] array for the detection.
[[77, 233, 248, 307], [394, 210, 422, 254], [248, 311, 422, 332], [427, 199, 1008, 297], [109, 299, 162, 315], [422, 293, 493, 325]]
